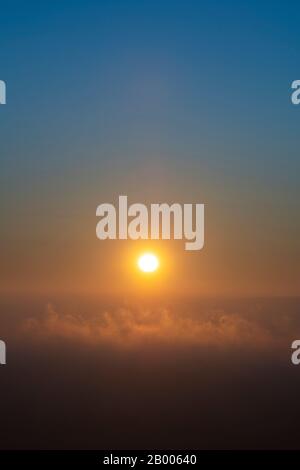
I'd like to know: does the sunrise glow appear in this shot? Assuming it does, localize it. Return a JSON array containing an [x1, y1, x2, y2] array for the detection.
[[137, 253, 159, 273]]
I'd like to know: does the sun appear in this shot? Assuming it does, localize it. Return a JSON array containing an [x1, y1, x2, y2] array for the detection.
[[138, 253, 159, 273]]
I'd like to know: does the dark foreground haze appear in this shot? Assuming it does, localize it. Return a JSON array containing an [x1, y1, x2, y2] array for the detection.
[[0, 295, 299, 449]]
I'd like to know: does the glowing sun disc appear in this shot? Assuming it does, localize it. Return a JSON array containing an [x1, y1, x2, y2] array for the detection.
[[138, 253, 159, 273]]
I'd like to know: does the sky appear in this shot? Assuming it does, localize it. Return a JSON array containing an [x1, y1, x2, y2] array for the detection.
[[0, 0, 300, 296], [1, 0, 300, 452]]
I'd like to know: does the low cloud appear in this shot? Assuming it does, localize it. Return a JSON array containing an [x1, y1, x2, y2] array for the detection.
[[23, 301, 295, 349]]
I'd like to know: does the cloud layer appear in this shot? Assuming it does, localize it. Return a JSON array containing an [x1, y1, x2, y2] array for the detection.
[[23, 300, 298, 349]]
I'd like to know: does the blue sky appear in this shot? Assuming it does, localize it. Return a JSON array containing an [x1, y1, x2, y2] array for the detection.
[[0, 0, 299, 294]]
